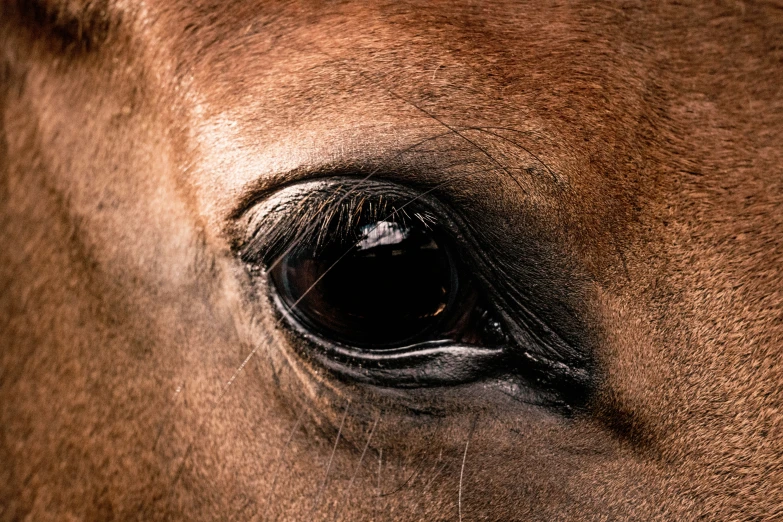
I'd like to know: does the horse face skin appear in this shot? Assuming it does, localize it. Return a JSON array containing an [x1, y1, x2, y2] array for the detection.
[[2, 1, 782, 520]]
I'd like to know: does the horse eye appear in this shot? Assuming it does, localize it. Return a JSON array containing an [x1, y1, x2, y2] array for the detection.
[[239, 178, 589, 404], [239, 178, 513, 389], [270, 218, 462, 349]]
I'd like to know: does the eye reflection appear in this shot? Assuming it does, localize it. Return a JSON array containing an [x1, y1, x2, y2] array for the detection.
[[270, 217, 462, 349]]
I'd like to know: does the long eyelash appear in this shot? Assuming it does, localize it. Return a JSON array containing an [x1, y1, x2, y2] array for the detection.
[[238, 182, 437, 266]]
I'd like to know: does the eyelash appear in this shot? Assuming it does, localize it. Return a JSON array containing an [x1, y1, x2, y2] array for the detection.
[[237, 179, 437, 266]]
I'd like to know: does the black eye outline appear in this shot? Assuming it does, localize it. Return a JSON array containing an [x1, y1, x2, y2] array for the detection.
[[235, 176, 591, 409]]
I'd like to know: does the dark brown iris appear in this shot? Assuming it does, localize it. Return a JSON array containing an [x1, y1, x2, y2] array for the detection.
[[270, 219, 460, 349]]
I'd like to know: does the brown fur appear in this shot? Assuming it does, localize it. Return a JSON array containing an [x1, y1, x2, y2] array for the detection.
[[2, 1, 782, 520]]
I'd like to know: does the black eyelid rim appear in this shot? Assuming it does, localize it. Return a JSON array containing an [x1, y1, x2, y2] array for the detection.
[[269, 288, 506, 387]]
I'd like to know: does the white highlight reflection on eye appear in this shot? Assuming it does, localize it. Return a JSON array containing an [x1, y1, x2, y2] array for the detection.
[[357, 221, 409, 250]]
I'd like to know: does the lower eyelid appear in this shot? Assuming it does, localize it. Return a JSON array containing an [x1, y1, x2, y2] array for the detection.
[[276, 292, 507, 388]]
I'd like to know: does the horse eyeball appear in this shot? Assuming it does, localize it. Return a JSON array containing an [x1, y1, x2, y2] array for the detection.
[[270, 218, 461, 349], [240, 179, 585, 400]]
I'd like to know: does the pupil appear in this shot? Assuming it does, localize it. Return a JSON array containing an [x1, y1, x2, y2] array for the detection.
[[271, 219, 457, 348]]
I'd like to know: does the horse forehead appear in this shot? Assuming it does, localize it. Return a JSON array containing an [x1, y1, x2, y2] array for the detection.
[[148, 1, 780, 275], [150, 1, 759, 158], [159, 1, 656, 192], [157, 2, 777, 181], [158, 1, 636, 99]]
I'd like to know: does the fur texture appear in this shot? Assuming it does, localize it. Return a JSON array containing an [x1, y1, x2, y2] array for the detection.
[[1, 1, 782, 520]]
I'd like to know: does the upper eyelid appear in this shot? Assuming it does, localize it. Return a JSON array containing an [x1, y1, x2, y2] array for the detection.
[[227, 160, 445, 223], [223, 126, 555, 227], [223, 136, 457, 223], [227, 149, 531, 259]]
